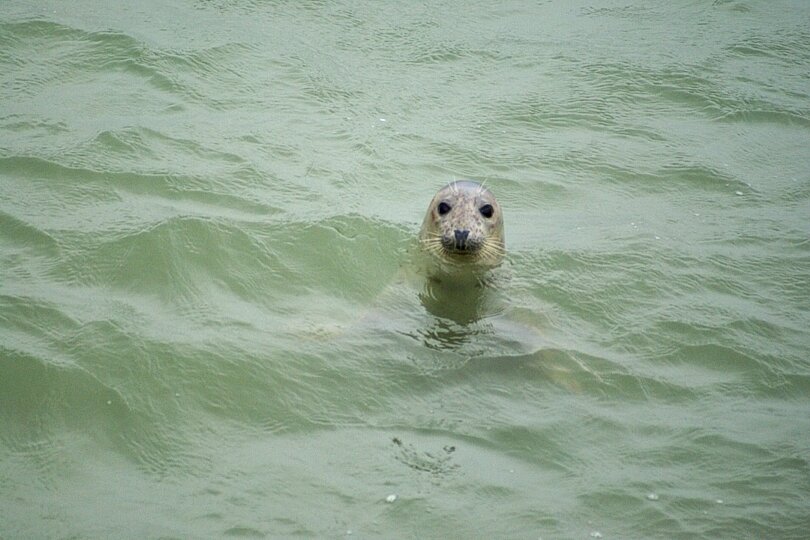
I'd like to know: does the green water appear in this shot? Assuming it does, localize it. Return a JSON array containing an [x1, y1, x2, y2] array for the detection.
[[2, 0, 810, 537]]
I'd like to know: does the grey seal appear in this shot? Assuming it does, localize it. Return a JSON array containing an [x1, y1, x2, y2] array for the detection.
[[418, 180, 505, 273], [414, 180, 506, 324]]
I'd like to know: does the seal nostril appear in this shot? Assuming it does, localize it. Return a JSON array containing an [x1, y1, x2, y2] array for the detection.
[[454, 229, 470, 248]]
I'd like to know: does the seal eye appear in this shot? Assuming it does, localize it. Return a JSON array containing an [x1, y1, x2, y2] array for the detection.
[[479, 204, 494, 218], [437, 202, 452, 215]]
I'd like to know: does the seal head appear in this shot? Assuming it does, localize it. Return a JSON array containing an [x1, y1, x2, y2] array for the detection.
[[419, 180, 505, 272]]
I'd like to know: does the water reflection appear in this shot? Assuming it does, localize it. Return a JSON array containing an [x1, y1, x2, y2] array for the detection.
[[416, 272, 506, 351]]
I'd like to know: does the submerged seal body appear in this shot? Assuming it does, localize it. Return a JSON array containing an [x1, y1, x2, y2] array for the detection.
[[418, 180, 505, 274]]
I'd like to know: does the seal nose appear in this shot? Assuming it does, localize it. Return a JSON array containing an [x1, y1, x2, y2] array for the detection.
[[454, 229, 470, 249]]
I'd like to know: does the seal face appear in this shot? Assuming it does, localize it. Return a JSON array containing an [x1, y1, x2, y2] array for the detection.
[[419, 180, 505, 272]]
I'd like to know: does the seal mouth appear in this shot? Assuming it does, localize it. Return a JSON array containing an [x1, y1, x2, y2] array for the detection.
[[422, 234, 503, 268], [441, 235, 480, 256], [444, 248, 476, 258]]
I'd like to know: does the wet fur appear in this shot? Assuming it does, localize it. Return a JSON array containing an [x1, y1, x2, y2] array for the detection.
[[418, 180, 505, 272]]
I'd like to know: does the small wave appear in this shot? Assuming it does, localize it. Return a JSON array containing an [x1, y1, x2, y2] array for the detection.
[[0, 345, 132, 458], [0, 209, 60, 253]]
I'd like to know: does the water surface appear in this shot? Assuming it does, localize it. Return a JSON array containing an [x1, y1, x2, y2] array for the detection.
[[2, 0, 810, 537]]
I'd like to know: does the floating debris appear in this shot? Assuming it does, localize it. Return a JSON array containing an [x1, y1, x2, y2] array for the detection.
[[589, 531, 603, 538], [646, 493, 659, 501], [386, 494, 397, 503]]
